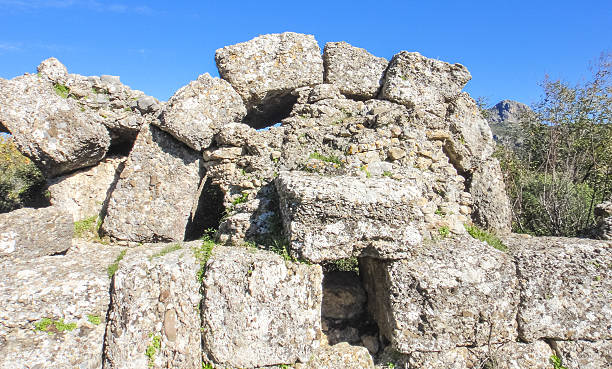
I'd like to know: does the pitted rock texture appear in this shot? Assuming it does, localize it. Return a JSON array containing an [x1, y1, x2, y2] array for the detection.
[[102, 124, 203, 242], [554, 339, 612, 369], [296, 342, 375, 369], [156, 73, 247, 151], [36, 57, 156, 145], [362, 236, 519, 353], [201, 246, 323, 368], [0, 206, 73, 259], [323, 41, 388, 99], [594, 199, 612, 240], [379, 51, 471, 117], [47, 156, 126, 221], [0, 72, 110, 177], [321, 271, 366, 320], [504, 234, 612, 342], [276, 171, 427, 262], [470, 157, 512, 233], [0, 241, 125, 369], [103, 242, 201, 369], [216, 32, 324, 127]]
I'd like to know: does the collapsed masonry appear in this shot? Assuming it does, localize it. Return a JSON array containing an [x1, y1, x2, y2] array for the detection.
[[0, 33, 610, 369]]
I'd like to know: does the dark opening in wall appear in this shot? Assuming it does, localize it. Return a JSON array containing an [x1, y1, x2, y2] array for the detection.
[[184, 176, 225, 241], [106, 136, 136, 157], [0, 121, 8, 133], [244, 94, 298, 130]]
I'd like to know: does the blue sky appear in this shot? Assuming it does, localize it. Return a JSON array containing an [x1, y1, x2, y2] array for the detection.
[[1, 0, 610, 107]]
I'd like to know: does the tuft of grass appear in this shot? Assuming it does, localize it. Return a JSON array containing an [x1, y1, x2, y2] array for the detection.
[[325, 257, 359, 274], [145, 334, 161, 368], [107, 249, 127, 278], [232, 191, 249, 206], [464, 224, 508, 252], [309, 151, 343, 166], [150, 243, 182, 260], [202, 363, 214, 369], [87, 314, 101, 325], [73, 215, 109, 244], [53, 83, 70, 98], [34, 317, 77, 334], [270, 239, 295, 262], [194, 235, 216, 282], [438, 226, 450, 238], [383, 170, 392, 177], [360, 165, 371, 178], [550, 355, 568, 369]]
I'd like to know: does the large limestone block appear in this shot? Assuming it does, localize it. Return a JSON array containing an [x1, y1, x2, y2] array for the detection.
[[555, 339, 612, 369], [505, 235, 612, 341], [156, 73, 247, 151], [379, 51, 471, 117], [323, 41, 388, 99], [0, 241, 125, 369], [594, 199, 612, 240], [102, 124, 203, 242], [0, 73, 110, 177], [201, 246, 323, 368], [216, 32, 323, 127], [470, 157, 512, 233], [361, 237, 519, 353], [0, 206, 73, 259], [103, 242, 201, 369], [47, 156, 126, 221], [276, 171, 425, 263], [296, 342, 374, 369]]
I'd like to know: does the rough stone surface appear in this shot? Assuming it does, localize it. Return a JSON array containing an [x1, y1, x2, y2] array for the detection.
[[276, 171, 429, 262], [201, 246, 322, 368], [47, 156, 126, 221], [0, 72, 110, 177], [505, 234, 612, 341], [102, 124, 203, 242], [322, 272, 366, 320], [103, 242, 201, 369], [156, 73, 247, 151], [323, 41, 388, 99], [594, 199, 612, 240], [470, 157, 512, 233], [0, 206, 73, 259], [361, 236, 519, 353], [555, 339, 612, 369], [0, 241, 125, 369], [379, 51, 471, 117], [296, 342, 375, 369], [216, 32, 323, 127]]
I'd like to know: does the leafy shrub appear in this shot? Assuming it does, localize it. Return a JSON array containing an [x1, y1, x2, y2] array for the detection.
[[0, 136, 47, 213]]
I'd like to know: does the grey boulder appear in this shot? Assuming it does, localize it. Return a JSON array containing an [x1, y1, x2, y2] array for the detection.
[[102, 124, 203, 243], [157, 73, 247, 151], [469, 157, 512, 233], [323, 41, 388, 99], [0, 206, 73, 259], [201, 246, 322, 368], [216, 32, 323, 127]]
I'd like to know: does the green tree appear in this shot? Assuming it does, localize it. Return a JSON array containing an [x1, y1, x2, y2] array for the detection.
[[497, 52, 611, 236]]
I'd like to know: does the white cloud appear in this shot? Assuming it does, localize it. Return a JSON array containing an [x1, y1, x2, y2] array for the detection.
[[0, 42, 22, 52]]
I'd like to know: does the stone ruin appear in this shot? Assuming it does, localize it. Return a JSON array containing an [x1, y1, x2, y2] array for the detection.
[[0, 32, 610, 369]]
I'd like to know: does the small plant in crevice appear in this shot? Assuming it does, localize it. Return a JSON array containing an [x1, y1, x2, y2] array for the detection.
[[438, 226, 450, 238], [87, 314, 101, 325], [201, 363, 214, 369], [383, 170, 393, 177], [464, 224, 508, 252], [194, 234, 217, 282], [324, 257, 359, 274], [550, 355, 568, 369], [309, 151, 343, 167], [360, 165, 371, 178], [149, 243, 182, 260], [33, 317, 77, 334], [145, 334, 161, 368], [53, 83, 70, 98], [73, 215, 109, 244], [107, 249, 127, 278]]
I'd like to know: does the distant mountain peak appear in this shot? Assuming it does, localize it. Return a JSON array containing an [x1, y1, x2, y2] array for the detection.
[[487, 99, 531, 123]]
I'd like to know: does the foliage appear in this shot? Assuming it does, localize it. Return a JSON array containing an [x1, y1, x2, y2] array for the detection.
[[309, 151, 343, 166], [34, 317, 77, 334], [464, 224, 508, 252], [550, 355, 568, 369], [0, 136, 47, 213], [145, 334, 161, 367], [497, 53, 611, 236], [73, 215, 109, 244], [194, 234, 216, 282], [150, 243, 182, 260], [324, 257, 359, 274], [438, 226, 450, 238], [87, 314, 101, 325], [107, 249, 127, 278]]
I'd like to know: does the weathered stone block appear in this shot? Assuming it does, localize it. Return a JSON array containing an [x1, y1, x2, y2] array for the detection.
[[361, 237, 519, 353], [506, 235, 612, 341], [156, 73, 247, 151], [470, 157, 512, 233], [297, 342, 374, 369], [276, 171, 425, 263], [102, 124, 203, 242], [0, 241, 124, 369], [201, 246, 322, 368], [555, 339, 612, 369], [103, 242, 201, 369], [379, 51, 471, 117], [215, 32, 323, 127], [47, 156, 126, 221], [0, 206, 73, 259], [323, 41, 388, 99]]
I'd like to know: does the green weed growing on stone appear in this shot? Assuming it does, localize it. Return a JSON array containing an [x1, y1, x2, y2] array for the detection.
[[107, 249, 127, 278], [270, 239, 295, 262], [309, 151, 342, 166], [438, 226, 450, 238], [53, 83, 70, 98], [549, 355, 568, 369], [34, 317, 77, 334], [202, 363, 214, 369], [464, 224, 508, 252], [74, 215, 109, 244], [87, 314, 101, 325], [194, 235, 216, 282], [360, 165, 371, 178], [383, 170, 392, 177], [150, 243, 182, 260], [232, 191, 249, 206], [145, 334, 161, 368]]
